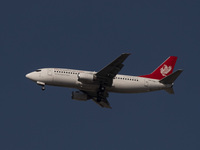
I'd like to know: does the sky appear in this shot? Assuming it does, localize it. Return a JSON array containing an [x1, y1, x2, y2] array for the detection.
[[1, 0, 200, 149]]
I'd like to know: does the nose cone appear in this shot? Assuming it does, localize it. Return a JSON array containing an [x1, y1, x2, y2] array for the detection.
[[25, 73, 30, 79], [25, 72, 36, 81]]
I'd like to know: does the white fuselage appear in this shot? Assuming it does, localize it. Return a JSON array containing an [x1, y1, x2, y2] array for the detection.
[[26, 68, 170, 93]]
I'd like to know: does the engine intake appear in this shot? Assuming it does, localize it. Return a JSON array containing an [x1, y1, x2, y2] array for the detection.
[[78, 73, 96, 83], [71, 91, 90, 101]]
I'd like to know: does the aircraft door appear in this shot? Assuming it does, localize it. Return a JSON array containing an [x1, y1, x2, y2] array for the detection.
[[144, 79, 150, 92], [47, 69, 52, 76], [144, 79, 149, 87]]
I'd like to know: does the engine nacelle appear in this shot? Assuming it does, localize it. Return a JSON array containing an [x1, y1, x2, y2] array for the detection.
[[71, 91, 90, 101], [77, 73, 96, 83]]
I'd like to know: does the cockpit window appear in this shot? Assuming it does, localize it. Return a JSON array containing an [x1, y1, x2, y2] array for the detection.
[[35, 69, 41, 72]]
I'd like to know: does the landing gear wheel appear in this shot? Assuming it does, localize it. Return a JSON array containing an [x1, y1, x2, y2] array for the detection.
[[42, 86, 45, 91], [97, 85, 106, 102], [97, 91, 102, 95], [99, 85, 105, 92], [97, 97, 101, 102]]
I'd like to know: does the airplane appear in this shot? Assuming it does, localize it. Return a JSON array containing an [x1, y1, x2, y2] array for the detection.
[[26, 53, 183, 108]]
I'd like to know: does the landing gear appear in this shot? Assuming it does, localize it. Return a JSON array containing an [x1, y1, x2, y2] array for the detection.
[[97, 97, 102, 102], [42, 86, 45, 91], [37, 81, 45, 91], [99, 85, 105, 92], [97, 85, 105, 102]]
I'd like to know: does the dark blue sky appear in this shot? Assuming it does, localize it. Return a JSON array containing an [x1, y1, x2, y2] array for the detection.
[[1, 0, 200, 149]]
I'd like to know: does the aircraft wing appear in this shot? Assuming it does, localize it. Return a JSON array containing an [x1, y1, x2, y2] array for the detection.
[[92, 98, 111, 108], [96, 53, 131, 86], [80, 53, 130, 108], [82, 90, 112, 108]]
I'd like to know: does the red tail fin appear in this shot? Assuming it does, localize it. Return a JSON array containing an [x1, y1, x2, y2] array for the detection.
[[140, 56, 177, 80]]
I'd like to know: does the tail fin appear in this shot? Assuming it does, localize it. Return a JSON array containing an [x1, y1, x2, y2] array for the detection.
[[140, 56, 178, 80]]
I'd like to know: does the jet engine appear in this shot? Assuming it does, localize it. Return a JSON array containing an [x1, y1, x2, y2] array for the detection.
[[71, 91, 90, 101], [77, 73, 96, 83]]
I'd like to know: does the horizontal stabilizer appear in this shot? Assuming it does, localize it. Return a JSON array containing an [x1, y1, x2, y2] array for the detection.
[[165, 87, 175, 94], [160, 69, 183, 84]]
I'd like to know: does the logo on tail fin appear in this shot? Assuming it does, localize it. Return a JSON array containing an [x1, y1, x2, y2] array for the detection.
[[160, 65, 172, 77]]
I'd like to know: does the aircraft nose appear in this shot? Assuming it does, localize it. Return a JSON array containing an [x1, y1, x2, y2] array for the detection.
[[26, 72, 36, 80], [26, 73, 31, 79]]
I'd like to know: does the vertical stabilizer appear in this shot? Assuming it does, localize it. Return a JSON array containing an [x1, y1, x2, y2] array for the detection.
[[140, 56, 177, 80]]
